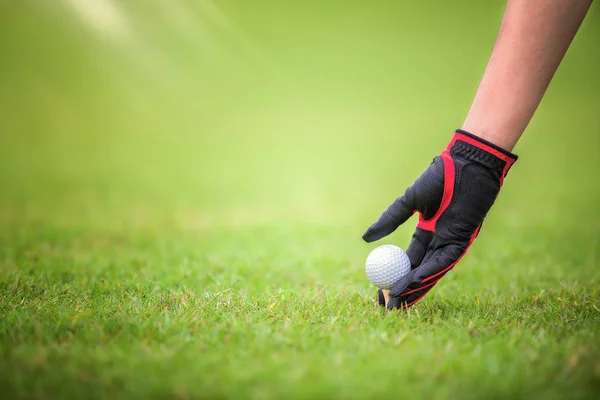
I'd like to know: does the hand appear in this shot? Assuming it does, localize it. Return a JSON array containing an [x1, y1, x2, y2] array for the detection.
[[363, 130, 518, 309]]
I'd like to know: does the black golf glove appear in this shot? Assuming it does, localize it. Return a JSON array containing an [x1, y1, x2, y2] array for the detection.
[[363, 129, 518, 309]]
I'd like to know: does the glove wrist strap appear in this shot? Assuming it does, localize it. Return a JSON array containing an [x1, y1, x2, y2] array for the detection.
[[451, 129, 518, 177], [455, 129, 519, 162], [455, 129, 518, 160]]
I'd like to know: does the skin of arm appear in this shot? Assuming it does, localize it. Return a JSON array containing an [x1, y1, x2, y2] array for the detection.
[[462, 0, 593, 151]]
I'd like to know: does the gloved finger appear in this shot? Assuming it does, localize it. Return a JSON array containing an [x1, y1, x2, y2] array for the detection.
[[384, 268, 419, 306], [377, 289, 386, 307], [381, 228, 434, 309], [388, 242, 465, 299], [381, 229, 435, 310], [387, 280, 438, 309], [362, 193, 415, 243], [405, 228, 434, 269], [386, 295, 404, 310]]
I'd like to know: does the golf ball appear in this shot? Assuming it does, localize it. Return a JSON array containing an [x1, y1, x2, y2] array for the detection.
[[365, 244, 411, 289]]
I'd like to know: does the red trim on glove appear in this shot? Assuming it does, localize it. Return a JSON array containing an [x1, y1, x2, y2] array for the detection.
[[453, 132, 517, 186], [402, 282, 439, 308], [417, 147, 455, 232], [421, 226, 480, 283], [452, 132, 515, 165], [398, 225, 481, 308], [416, 131, 516, 233]]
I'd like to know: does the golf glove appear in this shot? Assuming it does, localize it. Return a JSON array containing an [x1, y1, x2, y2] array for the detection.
[[363, 129, 518, 309]]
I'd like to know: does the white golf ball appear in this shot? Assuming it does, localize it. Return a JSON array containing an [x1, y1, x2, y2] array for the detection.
[[365, 244, 411, 289]]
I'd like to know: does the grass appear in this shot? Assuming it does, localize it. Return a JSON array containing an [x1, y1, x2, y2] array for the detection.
[[1, 1, 599, 399]]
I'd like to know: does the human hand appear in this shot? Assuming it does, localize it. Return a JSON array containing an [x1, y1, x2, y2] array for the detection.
[[363, 130, 517, 309]]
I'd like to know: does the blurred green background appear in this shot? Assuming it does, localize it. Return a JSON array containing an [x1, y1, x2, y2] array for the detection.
[[0, 1, 598, 233], [0, 1, 599, 399]]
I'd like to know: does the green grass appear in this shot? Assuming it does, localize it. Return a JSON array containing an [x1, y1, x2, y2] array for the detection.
[[1, 1, 599, 399]]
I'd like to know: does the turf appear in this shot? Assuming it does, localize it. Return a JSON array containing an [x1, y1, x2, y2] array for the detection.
[[1, 1, 599, 399]]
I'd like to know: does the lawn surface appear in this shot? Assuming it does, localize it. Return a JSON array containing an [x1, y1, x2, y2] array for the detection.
[[1, 1, 599, 399]]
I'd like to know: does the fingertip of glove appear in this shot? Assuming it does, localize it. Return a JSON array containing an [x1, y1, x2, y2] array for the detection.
[[363, 225, 386, 242], [377, 289, 386, 307], [362, 229, 376, 242], [386, 297, 400, 310]]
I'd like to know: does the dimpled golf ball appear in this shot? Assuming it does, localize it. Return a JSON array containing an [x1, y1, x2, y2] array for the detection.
[[365, 244, 411, 289]]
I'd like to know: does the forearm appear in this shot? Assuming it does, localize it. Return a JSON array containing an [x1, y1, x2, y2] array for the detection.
[[462, 0, 592, 151]]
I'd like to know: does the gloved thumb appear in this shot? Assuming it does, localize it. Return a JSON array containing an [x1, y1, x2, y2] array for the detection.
[[362, 193, 415, 242]]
